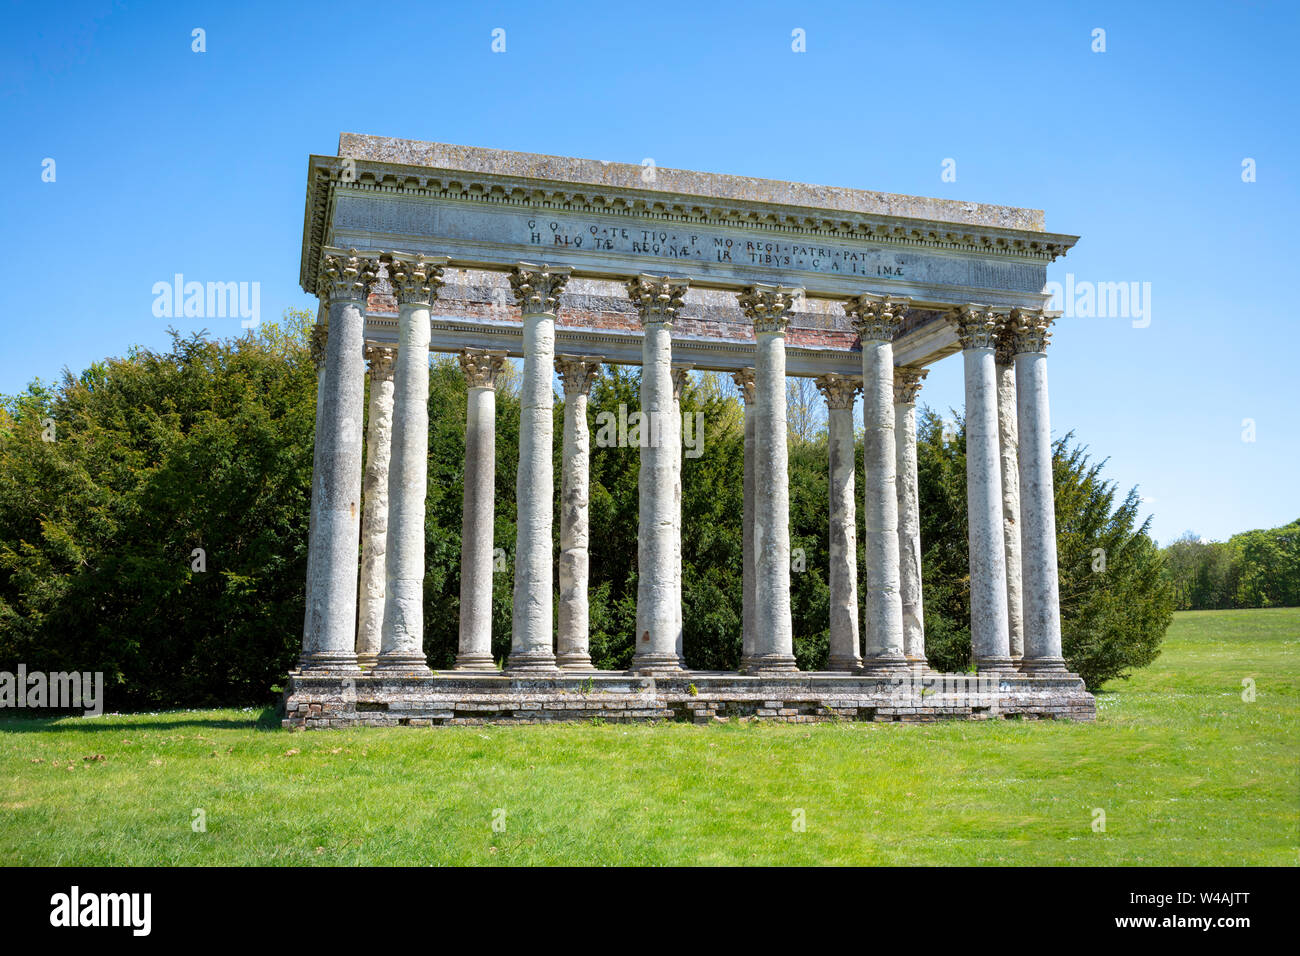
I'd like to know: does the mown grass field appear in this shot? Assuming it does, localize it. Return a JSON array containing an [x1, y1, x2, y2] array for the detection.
[[2, 608, 1296, 865]]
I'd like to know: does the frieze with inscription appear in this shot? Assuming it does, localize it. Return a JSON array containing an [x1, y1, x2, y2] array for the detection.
[[332, 193, 1047, 296]]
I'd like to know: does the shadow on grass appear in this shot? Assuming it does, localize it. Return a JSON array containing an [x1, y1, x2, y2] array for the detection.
[[0, 706, 283, 734]]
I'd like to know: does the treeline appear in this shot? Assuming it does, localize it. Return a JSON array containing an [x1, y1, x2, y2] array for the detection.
[[1161, 522, 1299, 611], [0, 312, 1173, 708]]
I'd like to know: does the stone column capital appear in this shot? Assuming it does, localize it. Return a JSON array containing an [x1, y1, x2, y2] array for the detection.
[[670, 365, 693, 400], [510, 262, 572, 316], [732, 367, 757, 405], [386, 254, 450, 307], [460, 348, 509, 389], [738, 283, 801, 334], [845, 293, 909, 341], [309, 324, 329, 370], [555, 354, 602, 395], [1008, 307, 1057, 354], [317, 249, 380, 306], [815, 373, 862, 410], [364, 344, 396, 380], [893, 365, 929, 404], [625, 274, 689, 326], [995, 320, 1018, 366], [951, 303, 1002, 350]]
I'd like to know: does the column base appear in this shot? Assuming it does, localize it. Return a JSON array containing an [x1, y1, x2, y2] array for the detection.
[[557, 655, 596, 671], [453, 653, 497, 671], [742, 654, 798, 675], [629, 652, 683, 675], [826, 655, 862, 673], [1019, 656, 1069, 674], [905, 656, 929, 673], [974, 655, 1018, 674], [859, 655, 910, 676], [297, 652, 362, 676], [356, 653, 379, 670], [372, 654, 433, 677], [505, 651, 559, 673]]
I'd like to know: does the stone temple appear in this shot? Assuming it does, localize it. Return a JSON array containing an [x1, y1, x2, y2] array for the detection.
[[282, 133, 1096, 728]]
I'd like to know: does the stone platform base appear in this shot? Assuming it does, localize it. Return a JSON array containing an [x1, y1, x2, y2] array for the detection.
[[282, 670, 1095, 728]]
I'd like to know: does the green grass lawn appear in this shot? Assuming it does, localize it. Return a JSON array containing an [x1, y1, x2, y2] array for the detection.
[[2, 608, 1296, 865]]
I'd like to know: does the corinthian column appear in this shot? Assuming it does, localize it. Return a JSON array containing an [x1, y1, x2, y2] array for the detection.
[[951, 304, 1013, 672], [816, 374, 862, 672], [845, 293, 909, 675], [506, 263, 570, 672], [671, 364, 692, 662], [732, 368, 757, 670], [556, 354, 602, 671], [1011, 308, 1068, 673], [894, 366, 929, 669], [302, 318, 328, 660], [375, 254, 448, 675], [356, 344, 396, 667], [627, 274, 687, 674], [738, 284, 799, 674], [300, 250, 377, 674], [456, 348, 508, 670], [995, 330, 1024, 663]]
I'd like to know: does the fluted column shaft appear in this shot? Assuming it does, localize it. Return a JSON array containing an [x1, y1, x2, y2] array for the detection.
[[507, 264, 570, 671], [356, 345, 396, 667], [740, 285, 798, 673], [894, 366, 928, 668], [954, 306, 1013, 671], [376, 256, 447, 674], [456, 349, 508, 670], [556, 355, 601, 670], [301, 252, 375, 674], [995, 342, 1024, 662], [817, 375, 862, 671], [848, 295, 908, 674], [628, 275, 686, 673], [1012, 310, 1068, 672], [733, 369, 757, 669]]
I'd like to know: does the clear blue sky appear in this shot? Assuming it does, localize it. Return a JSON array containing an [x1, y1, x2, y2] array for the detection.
[[3, 0, 1296, 545]]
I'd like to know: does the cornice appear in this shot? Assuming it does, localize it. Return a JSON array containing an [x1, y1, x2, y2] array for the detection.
[[300, 152, 1079, 295]]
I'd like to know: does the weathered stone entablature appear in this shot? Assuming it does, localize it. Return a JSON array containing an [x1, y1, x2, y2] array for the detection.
[[300, 136, 1077, 297], [301, 135, 1078, 373]]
